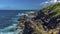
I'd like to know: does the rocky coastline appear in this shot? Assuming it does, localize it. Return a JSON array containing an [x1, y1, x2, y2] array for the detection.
[[16, 3, 60, 34]]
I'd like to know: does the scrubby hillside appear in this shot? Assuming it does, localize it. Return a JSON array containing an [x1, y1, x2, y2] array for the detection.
[[34, 2, 60, 34], [17, 2, 60, 34]]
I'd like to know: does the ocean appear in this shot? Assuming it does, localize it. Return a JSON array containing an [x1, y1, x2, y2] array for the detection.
[[0, 10, 36, 34]]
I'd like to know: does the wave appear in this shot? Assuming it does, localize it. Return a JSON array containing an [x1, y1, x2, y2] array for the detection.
[[0, 24, 23, 34], [26, 11, 34, 14], [16, 11, 34, 17], [0, 11, 34, 34], [0, 24, 17, 32]]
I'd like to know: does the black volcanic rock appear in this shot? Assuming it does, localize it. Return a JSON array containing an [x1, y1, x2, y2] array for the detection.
[[23, 21, 34, 34], [18, 2, 60, 34]]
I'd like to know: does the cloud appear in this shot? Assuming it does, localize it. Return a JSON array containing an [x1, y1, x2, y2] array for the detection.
[[37, 0, 58, 9], [50, 0, 60, 2], [40, 0, 57, 5]]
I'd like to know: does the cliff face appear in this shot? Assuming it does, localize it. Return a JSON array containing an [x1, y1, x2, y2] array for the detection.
[[18, 3, 60, 34]]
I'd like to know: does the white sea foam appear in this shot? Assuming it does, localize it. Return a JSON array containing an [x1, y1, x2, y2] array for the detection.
[[16, 12, 34, 17], [0, 11, 35, 34], [16, 13, 25, 16], [0, 24, 23, 34], [26, 11, 34, 14], [0, 24, 17, 32], [0, 32, 14, 34]]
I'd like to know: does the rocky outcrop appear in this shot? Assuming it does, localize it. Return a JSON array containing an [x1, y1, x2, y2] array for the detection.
[[17, 2, 60, 34]]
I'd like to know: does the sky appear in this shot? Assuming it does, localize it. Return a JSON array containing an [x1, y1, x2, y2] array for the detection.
[[0, 0, 60, 10], [0, 0, 48, 10]]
